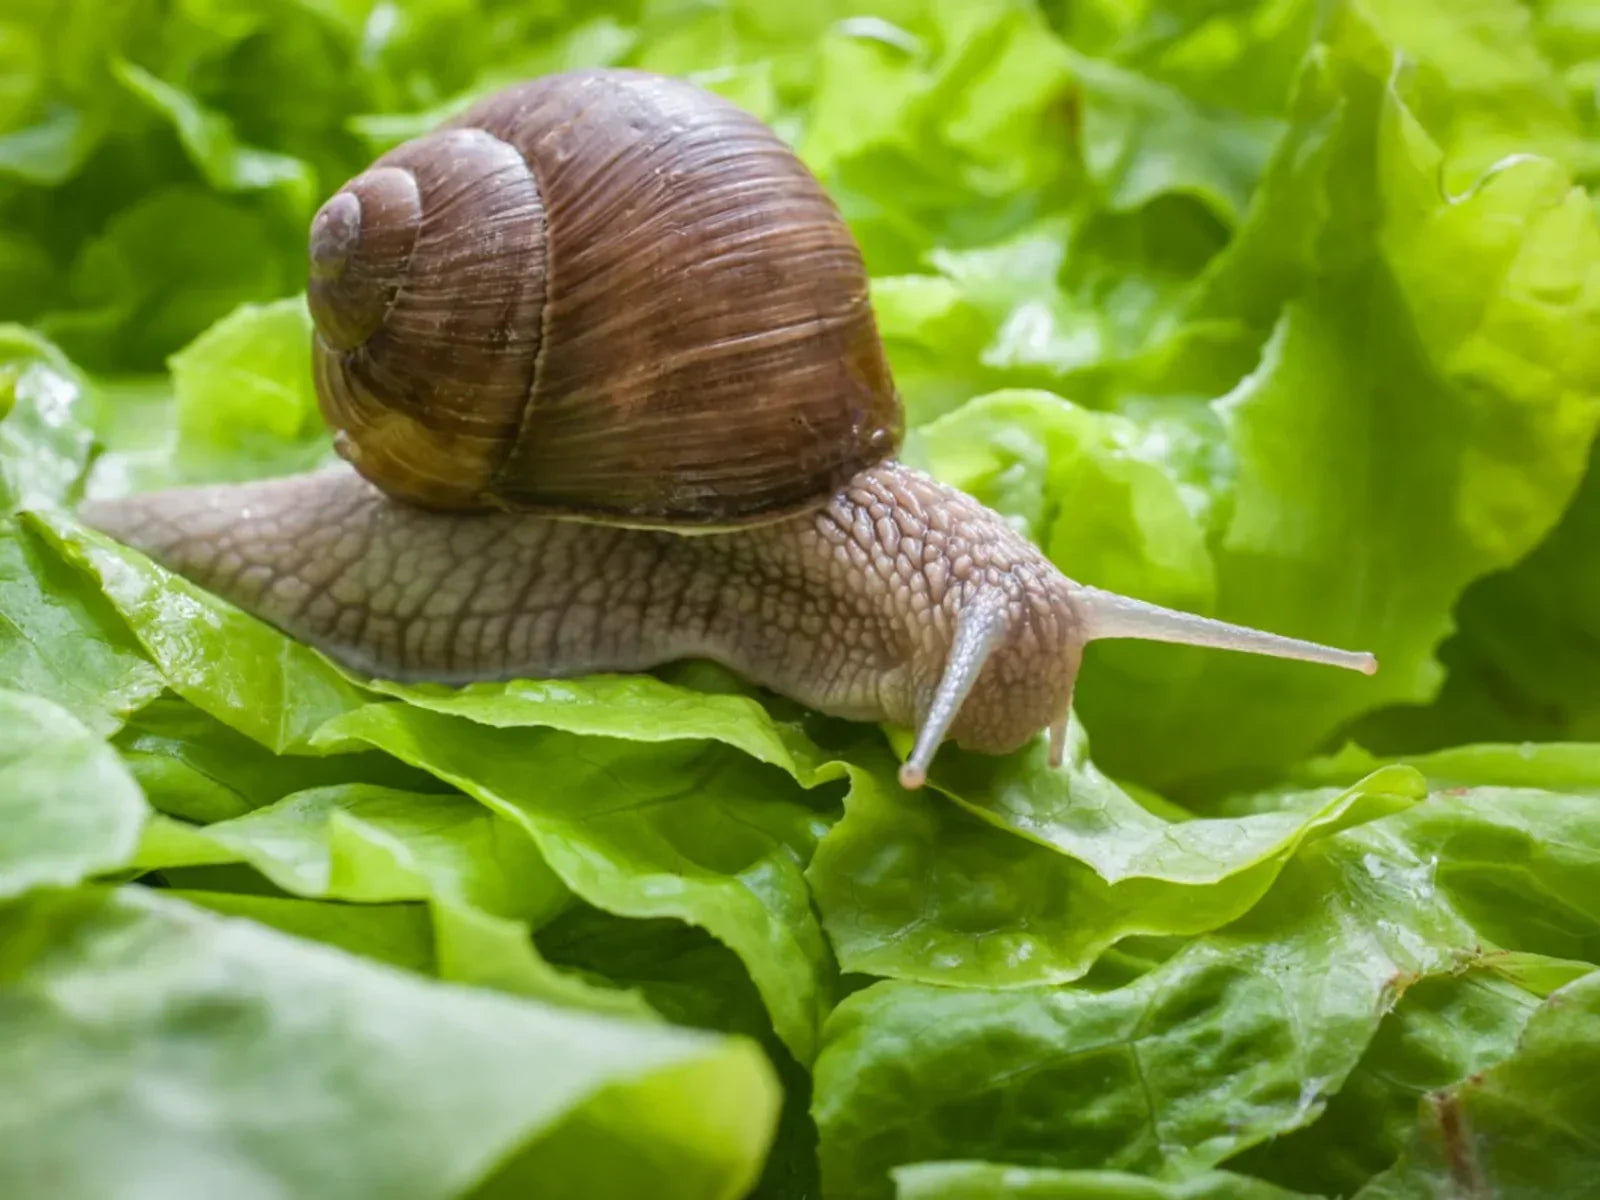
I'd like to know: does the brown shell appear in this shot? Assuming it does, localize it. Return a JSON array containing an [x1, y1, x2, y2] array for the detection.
[[305, 68, 902, 524]]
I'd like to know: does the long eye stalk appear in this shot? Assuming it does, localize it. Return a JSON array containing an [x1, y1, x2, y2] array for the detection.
[[1075, 586, 1378, 675], [899, 592, 1010, 789], [900, 584, 1376, 789]]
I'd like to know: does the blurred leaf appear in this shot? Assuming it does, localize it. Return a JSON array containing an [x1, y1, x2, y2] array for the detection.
[[0, 886, 780, 1200], [173, 887, 437, 974], [167, 295, 337, 482], [0, 104, 98, 185], [1066, 51, 1284, 227], [0, 523, 162, 734], [1293, 737, 1600, 795], [38, 188, 293, 372], [1352, 444, 1600, 748], [0, 689, 146, 899], [319, 702, 838, 1064], [540, 909, 823, 1200], [0, 325, 96, 512], [1362, 0, 1582, 189], [1069, 7, 1600, 789], [893, 1161, 1316, 1199], [112, 59, 315, 209], [797, 0, 1077, 274]]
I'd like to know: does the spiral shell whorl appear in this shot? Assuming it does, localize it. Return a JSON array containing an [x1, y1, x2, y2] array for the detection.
[[306, 169, 421, 351], [308, 68, 902, 524], [309, 127, 548, 510]]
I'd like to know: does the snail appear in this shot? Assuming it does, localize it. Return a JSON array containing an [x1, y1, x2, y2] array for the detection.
[[79, 68, 1377, 789]]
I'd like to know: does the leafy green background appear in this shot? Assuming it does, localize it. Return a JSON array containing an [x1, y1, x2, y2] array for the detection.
[[3, 0, 1599, 1197]]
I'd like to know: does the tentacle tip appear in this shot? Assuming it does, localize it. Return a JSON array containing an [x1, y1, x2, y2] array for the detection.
[[1047, 720, 1069, 768], [898, 763, 927, 790], [1358, 652, 1379, 676]]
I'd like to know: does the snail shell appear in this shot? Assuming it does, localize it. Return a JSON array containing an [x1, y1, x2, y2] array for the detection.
[[306, 67, 902, 525]]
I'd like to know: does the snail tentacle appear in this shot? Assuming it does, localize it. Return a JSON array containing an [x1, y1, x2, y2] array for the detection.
[[898, 589, 1010, 790], [1076, 586, 1379, 675]]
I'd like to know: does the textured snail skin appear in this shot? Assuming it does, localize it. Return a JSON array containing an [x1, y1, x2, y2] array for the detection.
[[79, 461, 1083, 757]]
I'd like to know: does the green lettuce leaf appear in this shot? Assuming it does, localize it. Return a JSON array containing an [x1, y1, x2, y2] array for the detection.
[[879, 201, 1229, 427], [1232, 968, 1546, 1196], [111, 59, 315, 210], [364, 672, 842, 783], [1360, 0, 1583, 189], [1376, 787, 1600, 964], [1063, 49, 1284, 229], [795, 0, 1077, 275], [25, 512, 370, 751], [0, 886, 780, 1200], [0, 330, 167, 728], [1356, 968, 1600, 1199], [1354, 446, 1600, 748], [1058, 6, 1600, 790], [808, 737, 1421, 986], [868, 0, 1335, 425], [172, 888, 437, 975], [0, 101, 97, 187], [813, 783, 1600, 1198], [893, 1161, 1314, 1199], [0, 689, 146, 899], [113, 693, 444, 824], [0, 231, 59, 324], [1526, 0, 1600, 181], [166, 296, 338, 483], [133, 781, 639, 1014], [1047, 0, 1321, 206], [0, 0, 363, 362], [318, 702, 837, 1064], [539, 909, 823, 1200], [0, 523, 162, 734], [79, 375, 181, 498], [136, 784, 567, 926], [923, 721, 1420, 885], [1294, 738, 1600, 795], [38, 188, 296, 373], [0, 325, 97, 512]]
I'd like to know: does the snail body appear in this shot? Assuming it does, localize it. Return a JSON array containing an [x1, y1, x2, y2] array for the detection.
[[81, 69, 1376, 788], [82, 461, 1080, 768]]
